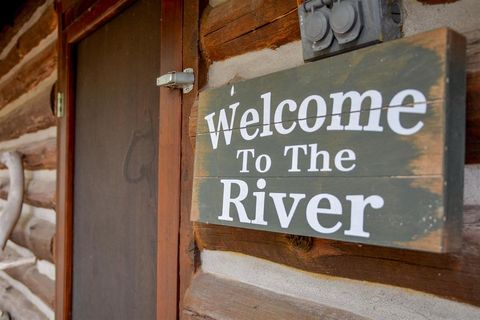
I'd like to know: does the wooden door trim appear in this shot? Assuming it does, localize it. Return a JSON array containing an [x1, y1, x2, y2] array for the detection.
[[55, 1, 184, 319], [157, 0, 183, 318]]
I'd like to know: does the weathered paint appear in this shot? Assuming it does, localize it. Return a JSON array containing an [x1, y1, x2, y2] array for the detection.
[[192, 28, 466, 252]]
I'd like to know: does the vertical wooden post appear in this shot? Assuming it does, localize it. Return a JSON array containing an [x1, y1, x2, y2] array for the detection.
[[157, 0, 183, 319]]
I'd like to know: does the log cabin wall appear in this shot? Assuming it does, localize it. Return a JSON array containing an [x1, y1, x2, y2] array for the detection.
[[0, 0, 56, 319], [184, 0, 480, 319]]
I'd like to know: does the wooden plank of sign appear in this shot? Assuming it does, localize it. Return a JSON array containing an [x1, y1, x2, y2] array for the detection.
[[196, 29, 452, 133], [194, 101, 445, 178], [191, 28, 466, 253]]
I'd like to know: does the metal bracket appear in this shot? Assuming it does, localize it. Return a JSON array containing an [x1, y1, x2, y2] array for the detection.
[[156, 68, 195, 94], [56, 92, 64, 118]]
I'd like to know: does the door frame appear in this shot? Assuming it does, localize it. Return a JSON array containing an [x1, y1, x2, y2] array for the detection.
[[55, 0, 184, 319]]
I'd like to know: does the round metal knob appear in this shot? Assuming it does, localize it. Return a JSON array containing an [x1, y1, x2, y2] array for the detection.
[[330, 2, 356, 35], [304, 10, 329, 43]]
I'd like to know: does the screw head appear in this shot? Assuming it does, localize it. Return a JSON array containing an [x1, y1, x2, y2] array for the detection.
[[330, 2, 356, 35]]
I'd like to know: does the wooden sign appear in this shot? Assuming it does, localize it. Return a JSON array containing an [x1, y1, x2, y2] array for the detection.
[[191, 28, 466, 252]]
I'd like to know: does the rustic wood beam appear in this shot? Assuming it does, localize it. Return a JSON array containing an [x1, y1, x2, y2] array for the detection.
[[0, 274, 47, 320], [10, 215, 55, 263], [0, 42, 57, 112], [5, 263, 54, 308], [0, 177, 55, 209], [17, 138, 57, 171], [195, 205, 480, 306], [0, 0, 47, 55], [183, 272, 367, 320], [0, 6, 57, 80], [200, 0, 299, 62], [179, 0, 204, 316], [0, 85, 56, 143]]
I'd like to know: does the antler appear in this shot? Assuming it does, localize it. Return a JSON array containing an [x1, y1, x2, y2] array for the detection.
[[0, 152, 24, 249]]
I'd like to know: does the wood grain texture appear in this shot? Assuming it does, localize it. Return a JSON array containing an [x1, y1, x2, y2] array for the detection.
[[0, 5, 57, 79], [192, 28, 465, 252], [199, 1, 480, 163], [0, 85, 56, 143], [55, 3, 74, 316], [157, 1, 183, 319], [0, 138, 57, 171], [5, 263, 55, 308], [200, 0, 299, 62], [55, 1, 146, 319], [183, 272, 367, 320], [72, 1, 159, 318], [0, 177, 55, 209], [19, 138, 57, 170], [63, 0, 135, 42], [179, 1, 203, 318], [11, 216, 55, 262], [0, 0, 47, 54], [0, 42, 57, 112], [195, 205, 480, 306]]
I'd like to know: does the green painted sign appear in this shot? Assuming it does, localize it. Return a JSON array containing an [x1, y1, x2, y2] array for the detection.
[[191, 28, 466, 252]]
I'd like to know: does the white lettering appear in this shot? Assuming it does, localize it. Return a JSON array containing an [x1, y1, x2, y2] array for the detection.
[[260, 92, 274, 137], [218, 179, 251, 223], [306, 194, 342, 234], [327, 90, 384, 132], [284, 144, 308, 172], [239, 108, 260, 140], [236, 149, 255, 173], [204, 102, 239, 149], [270, 193, 306, 228], [252, 179, 268, 225], [387, 89, 427, 135], [298, 95, 327, 132], [334, 149, 356, 172], [274, 99, 297, 135], [344, 195, 384, 238]]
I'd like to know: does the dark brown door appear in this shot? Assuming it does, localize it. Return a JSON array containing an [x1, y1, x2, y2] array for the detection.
[[72, 0, 159, 318]]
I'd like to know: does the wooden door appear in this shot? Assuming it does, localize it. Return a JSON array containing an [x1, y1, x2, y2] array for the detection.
[[55, 0, 184, 319], [72, 0, 159, 318]]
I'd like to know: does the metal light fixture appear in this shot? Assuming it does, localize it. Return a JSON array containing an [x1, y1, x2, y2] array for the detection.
[[299, 0, 403, 61]]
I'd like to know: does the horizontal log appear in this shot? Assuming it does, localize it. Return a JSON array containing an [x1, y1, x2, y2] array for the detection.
[[17, 138, 56, 170], [10, 215, 55, 262], [0, 0, 47, 55], [0, 176, 55, 209], [0, 42, 57, 112], [0, 273, 47, 320], [0, 84, 56, 143], [195, 205, 480, 306], [0, 5, 57, 79], [183, 272, 366, 320], [0, 138, 57, 170], [200, 0, 299, 62], [5, 263, 54, 308]]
